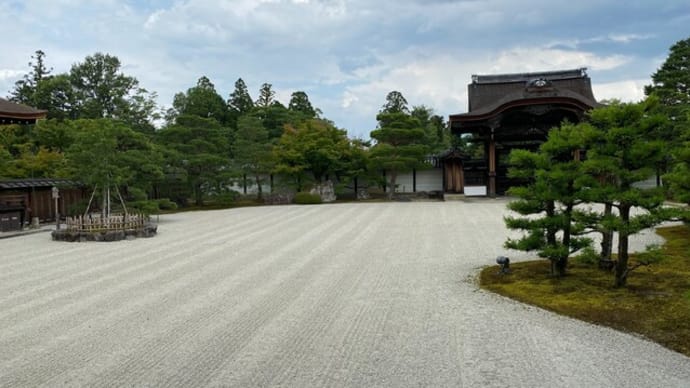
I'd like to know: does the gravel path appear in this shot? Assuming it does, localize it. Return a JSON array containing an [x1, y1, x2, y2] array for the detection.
[[1, 200, 689, 387]]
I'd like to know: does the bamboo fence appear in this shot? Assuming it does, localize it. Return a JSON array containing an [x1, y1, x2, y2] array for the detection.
[[65, 213, 149, 232]]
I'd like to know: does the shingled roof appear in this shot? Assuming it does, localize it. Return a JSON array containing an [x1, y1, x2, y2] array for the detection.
[[0, 98, 47, 123], [452, 68, 599, 120]]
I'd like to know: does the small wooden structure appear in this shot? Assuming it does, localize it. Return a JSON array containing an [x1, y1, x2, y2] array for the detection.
[[0, 179, 85, 227], [448, 68, 600, 196]]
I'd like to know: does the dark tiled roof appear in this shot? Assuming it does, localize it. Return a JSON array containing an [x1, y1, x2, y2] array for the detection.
[[0, 98, 48, 120], [0, 178, 81, 189], [453, 68, 599, 119]]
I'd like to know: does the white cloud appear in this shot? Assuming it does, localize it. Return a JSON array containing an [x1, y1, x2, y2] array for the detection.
[[592, 79, 649, 103], [0, 69, 26, 81], [489, 47, 631, 73]]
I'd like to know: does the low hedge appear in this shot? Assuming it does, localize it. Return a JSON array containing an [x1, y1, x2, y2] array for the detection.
[[294, 192, 322, 204]]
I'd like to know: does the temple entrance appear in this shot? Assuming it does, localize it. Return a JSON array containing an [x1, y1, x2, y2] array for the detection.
[[448, 69, 599, 196]]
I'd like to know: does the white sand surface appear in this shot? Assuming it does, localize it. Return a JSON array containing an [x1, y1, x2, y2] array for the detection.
[[1, 200, 689, 387]]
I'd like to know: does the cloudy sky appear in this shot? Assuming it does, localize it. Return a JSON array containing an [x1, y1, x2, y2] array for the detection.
[[1, 0, 689, 138]]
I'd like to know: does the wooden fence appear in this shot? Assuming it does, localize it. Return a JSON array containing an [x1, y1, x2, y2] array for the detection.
[[65, 213, 149, 232]]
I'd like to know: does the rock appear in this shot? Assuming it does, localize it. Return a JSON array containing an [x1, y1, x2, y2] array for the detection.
[[310, 180, 336, 202]]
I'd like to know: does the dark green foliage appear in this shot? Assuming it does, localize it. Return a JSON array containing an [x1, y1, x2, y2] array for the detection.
[[233, 115, 273, 200], [288, 91, 317, 118], [645, 37, 690, 108], [410, 105, 449, 153], [504, 122, 592, 277], [255, 83, 276, 109], [156, 115, 232, 206], [580, 100, 671, 287], [379, 91, 409, 114], [169, 76, 229, 125], [227, 78, 254, 116], [370, 108, 430, 199], [294, 192, 322, 204], [665, 140, 690, 204], [273, 119, 350, 190], [65, 119, 164, 194]]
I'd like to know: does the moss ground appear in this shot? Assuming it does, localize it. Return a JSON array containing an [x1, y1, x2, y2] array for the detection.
[[480, 224, 690, 357]]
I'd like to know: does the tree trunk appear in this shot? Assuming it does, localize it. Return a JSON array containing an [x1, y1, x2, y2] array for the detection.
[[555, 202, 574, 277], [615, 205, 631, 287], [255, 174, 262, 200], [387, 170, 397, 200], [546, 200, 557, 275], [600, 202, 614, 267], [194, 183, 203, 206]]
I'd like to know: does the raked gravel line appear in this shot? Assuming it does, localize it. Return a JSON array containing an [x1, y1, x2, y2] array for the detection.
[[1, 200, 689, 387]]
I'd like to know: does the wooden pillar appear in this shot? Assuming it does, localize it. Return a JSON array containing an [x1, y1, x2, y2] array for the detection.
[[441, 162, 446, 192], [488, 137, 496, 197]]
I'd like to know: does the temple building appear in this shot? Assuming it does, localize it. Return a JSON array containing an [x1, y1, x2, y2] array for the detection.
[[0, 97, 47, 124], [446, 68, 600, 196]]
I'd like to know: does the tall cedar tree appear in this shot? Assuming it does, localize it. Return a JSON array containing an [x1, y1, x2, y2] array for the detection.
[[504, 122, 591, 277], [288, 91, 317, 118], [233, 116, 273, 200], [228, 78, 254, 116], [10, 50, 51, 107], [580, 100, 669, 287]]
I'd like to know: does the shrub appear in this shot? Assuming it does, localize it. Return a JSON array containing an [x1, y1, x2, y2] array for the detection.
[[294, 192, 322, 204], [156, 198, 178, 210]]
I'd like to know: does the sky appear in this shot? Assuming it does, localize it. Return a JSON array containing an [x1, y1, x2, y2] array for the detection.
[[1, 0, 689, 139]]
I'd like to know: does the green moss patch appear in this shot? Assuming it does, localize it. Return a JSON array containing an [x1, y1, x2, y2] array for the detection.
[[480, 224, 690, 357]]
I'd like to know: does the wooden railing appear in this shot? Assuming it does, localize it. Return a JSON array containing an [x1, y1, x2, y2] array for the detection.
[[65, 213, 149, 232]]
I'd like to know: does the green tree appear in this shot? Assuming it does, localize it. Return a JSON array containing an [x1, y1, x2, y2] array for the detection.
[[33, 74, 79, 120], [9, 50, 52, 106], [581, 101, 669, 287], [645, 37, 690, 109], [70, 53, 157, 126], [504, 122, 591, 277], [228, 78, 254, 116], [411, 105, 449, 153], [65, 119, 164, 214], [169, 76, 229, 125], [288, 91, 318, 118], [255, 83, 276, 109], [233, 115, 273, 200], [156, 115, 231, 206], [380, 90, 409, 114], [273, 119, 350, 190], [645, 37, 690, 196], [369, 111, 428, 199]]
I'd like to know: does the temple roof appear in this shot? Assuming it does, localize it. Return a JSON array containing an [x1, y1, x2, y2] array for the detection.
[[0, 98, 47, 124], [450, 68, 600, 122], [0, 178, 81, 190]]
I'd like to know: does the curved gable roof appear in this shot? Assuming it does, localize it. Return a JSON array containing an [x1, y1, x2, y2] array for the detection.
[[450, 68, 600, 123]]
